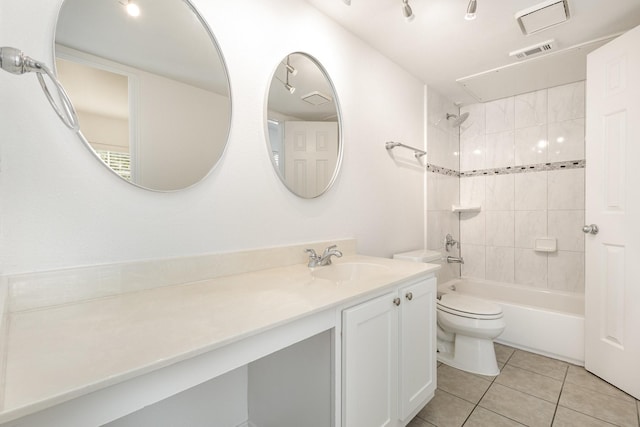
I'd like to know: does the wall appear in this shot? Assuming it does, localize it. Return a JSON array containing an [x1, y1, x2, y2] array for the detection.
[[426, 87, 460, 283], [458, 81, 586, 293], [0, 0, 426, 275]]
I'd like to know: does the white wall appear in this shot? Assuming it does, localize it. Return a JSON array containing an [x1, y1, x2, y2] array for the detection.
[[0, 0, 426, 275]]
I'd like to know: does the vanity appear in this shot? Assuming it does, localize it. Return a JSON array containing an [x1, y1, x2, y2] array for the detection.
[[0, 241, 438, 427]]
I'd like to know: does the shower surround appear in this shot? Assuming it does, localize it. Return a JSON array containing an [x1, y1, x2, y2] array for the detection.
[[458, 81, 586, 293]]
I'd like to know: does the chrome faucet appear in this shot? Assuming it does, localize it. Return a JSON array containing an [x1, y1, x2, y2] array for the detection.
[[446, 256, 464, 264], [305, 245, 343, 267], [444, 234, 459, 252]]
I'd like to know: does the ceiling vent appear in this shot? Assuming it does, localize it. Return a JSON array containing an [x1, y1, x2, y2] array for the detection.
[[515, 0, 570, 35], [509, 39, 556, 60], [301, 91, 332, 106]]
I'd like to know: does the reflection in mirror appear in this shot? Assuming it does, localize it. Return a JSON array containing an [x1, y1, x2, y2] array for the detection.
[[54, 0, 231, 191], [266, 53, 342, 199]]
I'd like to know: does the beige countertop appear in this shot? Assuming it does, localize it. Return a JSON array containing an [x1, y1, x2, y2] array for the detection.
[[0, 255, 438, 424]]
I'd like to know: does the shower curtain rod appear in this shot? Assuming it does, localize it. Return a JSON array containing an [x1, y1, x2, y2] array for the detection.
[[385, 141, 426, 159]]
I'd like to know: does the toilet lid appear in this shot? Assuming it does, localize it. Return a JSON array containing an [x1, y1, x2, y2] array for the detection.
[[437, 293, 503, 318]]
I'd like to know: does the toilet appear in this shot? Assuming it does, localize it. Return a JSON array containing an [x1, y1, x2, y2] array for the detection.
[[393, 249, 506, 376]]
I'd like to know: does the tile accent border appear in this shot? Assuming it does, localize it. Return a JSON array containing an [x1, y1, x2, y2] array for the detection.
[[426, 164, 459, 177], [427, 160, 585, 178]]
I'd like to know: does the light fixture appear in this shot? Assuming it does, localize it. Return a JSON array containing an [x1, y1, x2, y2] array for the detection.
[[283, 56, 297, 77], [275, 73, 296, 94], [342, 0, 351, 4], [402, 0, 415, 22], [120, 0, 140, 17], [465, 0, 477, 20]]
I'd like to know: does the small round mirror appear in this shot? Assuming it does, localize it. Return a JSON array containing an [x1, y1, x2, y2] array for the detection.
[[54, 0, 231, 191], [266, 53, 342, 198]]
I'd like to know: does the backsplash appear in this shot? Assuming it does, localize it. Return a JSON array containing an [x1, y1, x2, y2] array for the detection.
[[458, 81, 585, 293]]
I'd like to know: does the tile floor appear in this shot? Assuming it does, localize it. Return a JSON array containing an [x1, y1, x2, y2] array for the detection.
[[409, 343, 640, 427]]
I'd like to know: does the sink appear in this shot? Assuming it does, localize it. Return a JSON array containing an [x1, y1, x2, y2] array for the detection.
[[311, 262, 390, 282]]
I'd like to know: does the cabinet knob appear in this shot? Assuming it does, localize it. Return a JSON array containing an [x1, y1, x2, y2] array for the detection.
[[406, 292, 413, 301], [393, 297, 401, 306]]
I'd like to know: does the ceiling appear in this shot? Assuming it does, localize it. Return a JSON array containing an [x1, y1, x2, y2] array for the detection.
[[305, 0, 640, 105]]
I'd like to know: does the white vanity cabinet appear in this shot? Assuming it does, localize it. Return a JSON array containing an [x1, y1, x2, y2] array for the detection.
[[342, 277, 437, 427]]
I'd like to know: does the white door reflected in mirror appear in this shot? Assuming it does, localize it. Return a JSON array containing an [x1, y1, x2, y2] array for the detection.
[[266, 53, 342, 199]]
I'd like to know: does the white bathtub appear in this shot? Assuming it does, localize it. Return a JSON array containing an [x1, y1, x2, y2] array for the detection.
[[439, 278, 585, 365]]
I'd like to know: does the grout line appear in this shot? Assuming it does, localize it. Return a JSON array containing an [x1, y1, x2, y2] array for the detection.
[[550, 362, 570, 425]]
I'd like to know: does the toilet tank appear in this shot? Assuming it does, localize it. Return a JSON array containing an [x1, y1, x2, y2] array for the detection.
[[394, 249, 451, 283]]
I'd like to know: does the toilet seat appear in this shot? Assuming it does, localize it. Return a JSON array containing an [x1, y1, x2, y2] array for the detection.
[[437, 293, 503, 320]]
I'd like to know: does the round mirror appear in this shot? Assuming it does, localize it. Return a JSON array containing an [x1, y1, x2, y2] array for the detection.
[[266, 53, 342, 199], [54, 0, 231, 191]]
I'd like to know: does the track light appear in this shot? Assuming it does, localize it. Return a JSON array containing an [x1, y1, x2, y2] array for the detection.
[[284, 56, 297, 77], [120, 0, 140, 17], [465, 0, 477, 20], [402, 0, 415, 22]]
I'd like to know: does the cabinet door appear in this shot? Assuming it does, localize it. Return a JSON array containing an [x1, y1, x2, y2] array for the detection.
[[343, 291, 398, 427], [398, 278, 436, 420]]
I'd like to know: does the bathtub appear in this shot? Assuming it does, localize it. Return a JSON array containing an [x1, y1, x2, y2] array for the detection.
[[439, 278, 585, 365]]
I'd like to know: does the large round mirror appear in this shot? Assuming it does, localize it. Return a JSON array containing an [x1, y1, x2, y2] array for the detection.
[[266, 53, 342, 199], [54, 0, 231, 191]]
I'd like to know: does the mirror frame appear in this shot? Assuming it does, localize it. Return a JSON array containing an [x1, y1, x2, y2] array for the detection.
[[52, 0, 233, 192], [264, 52, 343, 199]]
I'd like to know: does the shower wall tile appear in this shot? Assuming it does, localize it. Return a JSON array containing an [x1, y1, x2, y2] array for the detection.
[[515, 172, 547, 211], [515, 249, 548, 288], [485, 131, 515, 169], [486, 175, 514, 211], [428, 173, 459, 211], [548, 168, 585, 210], [461, 244, 485, 279], [486, 97, 515, 134], [515, 89, 547, 128], [458, 81, 585, 293], [427, 211, 459, 252], [547, 81, 585, 123], [486, 247, 515, 283], [548, 210, 585, 252], [514, 211, 547, 249], [460, 212, 485, 245], [485, 211, 514, 247], [547, 118, 585, 162], [548, 251, 585, 292], [514, 125, 547, 166], [460, 134, 486, 171], [460, 176, 486, 207]]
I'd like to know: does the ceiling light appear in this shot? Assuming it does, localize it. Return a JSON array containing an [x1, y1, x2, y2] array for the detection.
[[465, 0, 477, 20], [342, 0, 351, 4], [402, 0, 415, 22]]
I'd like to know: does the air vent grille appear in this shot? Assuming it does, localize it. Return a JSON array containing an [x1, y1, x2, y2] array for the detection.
[[509, 39, 556, 60]]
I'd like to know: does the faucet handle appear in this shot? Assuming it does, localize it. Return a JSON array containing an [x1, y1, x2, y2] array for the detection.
[[322, 245, 337, 256], [305, 248, 319, 258]]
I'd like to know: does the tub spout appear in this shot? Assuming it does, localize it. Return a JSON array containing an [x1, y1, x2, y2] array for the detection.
[[446, 256, 464, 264]]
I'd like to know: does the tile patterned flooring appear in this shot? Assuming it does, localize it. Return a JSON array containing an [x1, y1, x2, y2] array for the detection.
[[409, 344, 640, 427]]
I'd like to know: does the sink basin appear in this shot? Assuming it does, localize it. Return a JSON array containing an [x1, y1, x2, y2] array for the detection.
[[311, 262, 390, 282]]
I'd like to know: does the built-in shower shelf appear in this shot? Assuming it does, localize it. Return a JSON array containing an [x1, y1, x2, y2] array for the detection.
[[451, 205, 481, 213]]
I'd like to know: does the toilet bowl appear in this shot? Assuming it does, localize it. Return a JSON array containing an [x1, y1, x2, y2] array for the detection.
[[436, 293, 505, 376], [393, 249, 506, 376]]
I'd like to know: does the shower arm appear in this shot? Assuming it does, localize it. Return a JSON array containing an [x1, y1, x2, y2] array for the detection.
[[385, 141, 426, 159], [0, 46, 80, 131]]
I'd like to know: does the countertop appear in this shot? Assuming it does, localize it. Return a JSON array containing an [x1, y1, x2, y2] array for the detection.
[[0, 255, 438, 424]]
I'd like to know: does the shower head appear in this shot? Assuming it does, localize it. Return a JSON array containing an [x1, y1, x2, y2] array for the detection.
[[446, 112, 469, 127]]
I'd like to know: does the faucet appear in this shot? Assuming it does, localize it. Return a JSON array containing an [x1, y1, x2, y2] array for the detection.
[[444, 234, 459, 252], [305, 245, 343, 267], [446, 256, 464, 264]]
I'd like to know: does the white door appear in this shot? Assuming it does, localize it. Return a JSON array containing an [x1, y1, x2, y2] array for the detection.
[[398, 278, 436, 421], [585, 24, 640, 399], [343, 292, 398, 427], [284, 121, 338, 197]]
